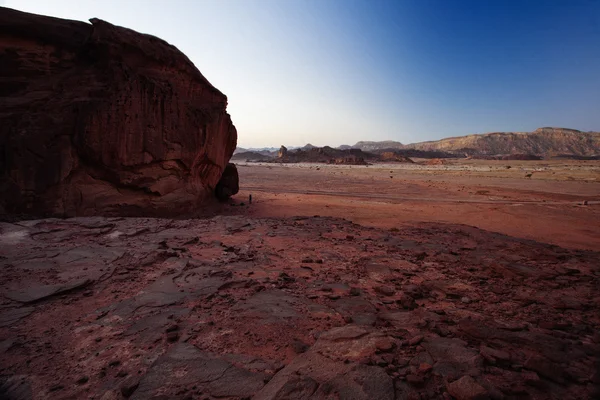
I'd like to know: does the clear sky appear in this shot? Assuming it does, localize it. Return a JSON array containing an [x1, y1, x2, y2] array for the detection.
[[4, 0, 600, 147]]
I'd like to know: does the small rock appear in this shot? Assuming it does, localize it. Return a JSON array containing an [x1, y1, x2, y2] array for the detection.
[[397, 294, 417, 310], [522, 371, 541, 387], [524, 355, 563, 383], [166, 324, 179, 332], [375, 285, 396, 296], [500, 321, 528, 331], [167, 331, 179, 342], [418, 363, 433, 374], [395, 356, 410, 367], [76, 376, 89, 385], [408, 335, 424, 346], [480, 346, 510, 363], [446, 375, 487, 400], [461, 297, 471, 304], [349, 287, 361, 296], [374, 355, 388, 367], [49, 384, 64, 392], [291, 339, 309, 354], [279, 272, 295, 283], [406, 374, 425, 386], [375, 338, 396, 352], [120, 377, 140, 398]]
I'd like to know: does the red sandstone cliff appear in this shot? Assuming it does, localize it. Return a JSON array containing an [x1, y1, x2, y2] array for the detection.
[[0, 8, 238, 217]]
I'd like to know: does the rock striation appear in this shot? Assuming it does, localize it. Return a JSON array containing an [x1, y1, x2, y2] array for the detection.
[[0, 8, 237, 218]]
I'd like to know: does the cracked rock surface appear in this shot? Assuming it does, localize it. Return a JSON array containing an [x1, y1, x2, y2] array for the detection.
[[1, 216, 599, 399]]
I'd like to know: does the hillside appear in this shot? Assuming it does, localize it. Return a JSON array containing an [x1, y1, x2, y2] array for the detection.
[[230, 151, 274, 161], [346, 128, 600, 157], [406, 127, 600, 156], [351, 140, 404, 151]]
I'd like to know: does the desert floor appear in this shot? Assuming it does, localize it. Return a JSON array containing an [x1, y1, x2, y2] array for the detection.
[[1, 159, 599, 400], [232, 160, 600, 250]]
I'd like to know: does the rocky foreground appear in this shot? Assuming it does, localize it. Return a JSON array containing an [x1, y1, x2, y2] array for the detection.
[[1, 216, 599, 399]]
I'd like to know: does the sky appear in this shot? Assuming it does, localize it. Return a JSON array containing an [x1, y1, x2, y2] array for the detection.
[[4, 0, 600, 147]]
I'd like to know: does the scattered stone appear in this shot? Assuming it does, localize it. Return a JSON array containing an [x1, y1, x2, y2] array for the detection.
[[120, 377, 140, 398], [418, 363, 433, 374], [524, 355, 563, 383], [76, 376, 89, 385], [446, 375, 487, 400], [375, 338, 396, 352], [375, 285, 396, 296], [406, 374, 425, 386], [0, 204, 598, 400], [408, 335, 424, 346], [397, 294, 417, 310], [291, 340, 309, 354], [166, 331, 179, 342], [480, 346, 510, 363], [522, 371, 541, 386], [49, 384, 64, 392]]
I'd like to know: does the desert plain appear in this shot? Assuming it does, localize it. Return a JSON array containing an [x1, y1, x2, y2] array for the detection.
[[234, 159, 600, 250], [1, 159, 599, 400]]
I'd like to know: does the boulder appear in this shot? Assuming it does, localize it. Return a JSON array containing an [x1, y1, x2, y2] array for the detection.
[[0, 8, 237, 217]]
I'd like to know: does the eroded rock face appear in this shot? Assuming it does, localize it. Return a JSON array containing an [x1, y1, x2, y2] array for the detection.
[[0, 8, 237, 217]]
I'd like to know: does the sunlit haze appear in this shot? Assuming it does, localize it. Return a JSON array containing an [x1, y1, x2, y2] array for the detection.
[[5, 0, 600, 147]]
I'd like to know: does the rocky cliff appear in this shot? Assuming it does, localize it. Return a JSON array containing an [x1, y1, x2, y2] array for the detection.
[[406, 128, 600, 156], [349, 128, 600, 157], [0, 8, 238, 218]]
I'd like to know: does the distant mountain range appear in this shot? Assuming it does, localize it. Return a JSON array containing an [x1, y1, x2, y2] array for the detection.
[[346, 127, 600, 157], [235, 127, 600, 159], [349, 140, 404, 151]]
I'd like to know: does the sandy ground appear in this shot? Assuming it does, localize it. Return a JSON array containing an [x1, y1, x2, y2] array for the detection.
[[231, 160, 600, 250]]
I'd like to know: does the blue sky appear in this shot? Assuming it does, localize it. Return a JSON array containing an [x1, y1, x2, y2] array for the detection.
[[4, 0, 600, 147]]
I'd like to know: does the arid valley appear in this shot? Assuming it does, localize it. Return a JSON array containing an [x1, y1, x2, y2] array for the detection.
[[2, 159, 599, 399]]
